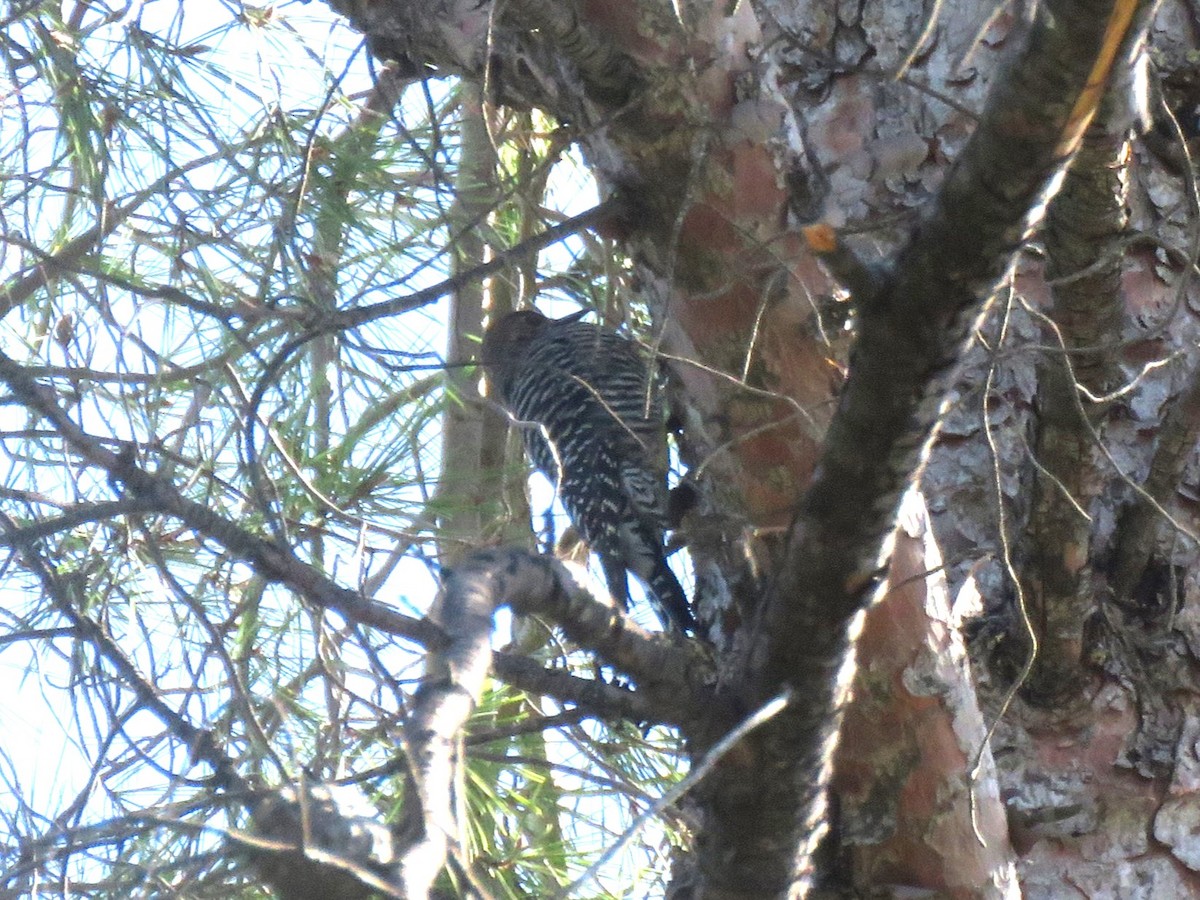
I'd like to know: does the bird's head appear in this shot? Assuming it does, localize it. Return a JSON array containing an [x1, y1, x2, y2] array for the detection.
[[480, 309, 587, 394]]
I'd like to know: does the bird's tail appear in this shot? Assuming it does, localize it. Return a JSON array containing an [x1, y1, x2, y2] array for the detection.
[[602, 547, 697, 634], [646, 558, 697, 634]]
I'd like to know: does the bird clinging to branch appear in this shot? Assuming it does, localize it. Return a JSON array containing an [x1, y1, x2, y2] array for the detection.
[[481, 309, 696, 633]]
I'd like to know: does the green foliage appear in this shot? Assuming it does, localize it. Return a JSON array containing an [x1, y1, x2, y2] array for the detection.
[[0, 2, 683, 896]]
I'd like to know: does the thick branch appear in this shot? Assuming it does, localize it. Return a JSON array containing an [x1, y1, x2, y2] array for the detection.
[[397, 548, 716, 893], [1022, 44, 1146, 702], [396, 553, 500, 897], [448, 549, 716, 728], [325, 0, 640, 110]]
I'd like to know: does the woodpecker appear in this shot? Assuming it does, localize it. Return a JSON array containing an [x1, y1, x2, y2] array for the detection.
[[481, 309, 695, 633]]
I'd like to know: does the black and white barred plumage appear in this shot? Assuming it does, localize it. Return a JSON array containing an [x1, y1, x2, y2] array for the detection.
[[481, 309, 695, 632]]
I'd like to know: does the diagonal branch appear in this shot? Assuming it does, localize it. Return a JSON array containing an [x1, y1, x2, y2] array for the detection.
[[4, 526, 245, 792], [333, 198, 618, 331]]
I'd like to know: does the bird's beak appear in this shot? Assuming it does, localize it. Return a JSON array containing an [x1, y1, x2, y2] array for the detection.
[[558, 308, 590, 324]]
